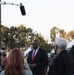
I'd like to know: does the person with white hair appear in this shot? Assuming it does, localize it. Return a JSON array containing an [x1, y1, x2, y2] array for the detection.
[[48, 37, 74, 75], [53, 37, 67, 54]]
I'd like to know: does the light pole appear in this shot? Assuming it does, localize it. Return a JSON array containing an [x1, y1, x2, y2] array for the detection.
[[29, 32, 34, 43], [0, 0, 1, 66], [0, 1, 26, 66]]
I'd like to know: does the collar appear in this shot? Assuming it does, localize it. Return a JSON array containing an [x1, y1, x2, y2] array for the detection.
[[33, 47, 39, 54]]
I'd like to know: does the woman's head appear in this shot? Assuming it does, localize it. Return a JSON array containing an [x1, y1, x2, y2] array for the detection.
[[5, 48, 26, 75], [7, 48, 24, 67]]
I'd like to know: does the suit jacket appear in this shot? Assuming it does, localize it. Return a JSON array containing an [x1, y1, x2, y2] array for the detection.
[[27, 47, 48, 75], [48, 50, 74, 75]]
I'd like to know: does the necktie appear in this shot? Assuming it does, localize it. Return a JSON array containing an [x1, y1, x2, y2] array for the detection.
[[32, 50, 36, 61]]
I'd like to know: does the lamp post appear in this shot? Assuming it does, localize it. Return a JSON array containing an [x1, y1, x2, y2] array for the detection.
[[29, 32, 34, 43], [0, 0, 1, 66], [0, 1, 26, 66]]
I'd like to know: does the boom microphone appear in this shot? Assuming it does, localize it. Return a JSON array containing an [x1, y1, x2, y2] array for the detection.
[[20, 3, 26, 15]]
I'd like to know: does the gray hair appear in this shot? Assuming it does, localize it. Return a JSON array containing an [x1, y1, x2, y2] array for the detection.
[[54, 37, 67, 50]]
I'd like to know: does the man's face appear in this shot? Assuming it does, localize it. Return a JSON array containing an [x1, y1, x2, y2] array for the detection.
[[32, 43, 38, 50], [32, 40, 39, 50]]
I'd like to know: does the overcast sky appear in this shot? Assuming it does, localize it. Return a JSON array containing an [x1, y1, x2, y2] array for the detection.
[[1, 0, 74, 42]]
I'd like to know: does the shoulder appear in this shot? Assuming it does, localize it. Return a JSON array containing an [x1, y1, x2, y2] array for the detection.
[[58, 50, 68, 57], [40, 48, 47, 54], [39, 47, 46, 52], [55, 50, 70, 62], [38, 48, 48, 56], [0, 70, 5, 75], [23, 70, 33, 75]]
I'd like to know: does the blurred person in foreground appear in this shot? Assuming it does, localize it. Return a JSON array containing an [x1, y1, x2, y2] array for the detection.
[[48, 37, 74, 75], [0, 48, 33, 75], [1, 52, 7, 71], [70, 45, 74, 70], [70, 45, 74, 62], [27, 40, 48, 75]]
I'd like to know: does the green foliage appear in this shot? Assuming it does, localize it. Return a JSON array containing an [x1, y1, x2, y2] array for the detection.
[[1, 25, 51, 51], [50, 26, 67, 42], [40, 43, 53, 52], [50, 26, 74, 43]]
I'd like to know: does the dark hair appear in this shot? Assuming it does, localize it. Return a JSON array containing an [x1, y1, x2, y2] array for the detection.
[[70, 45, 74, 62], [5, 48, 26, 75]]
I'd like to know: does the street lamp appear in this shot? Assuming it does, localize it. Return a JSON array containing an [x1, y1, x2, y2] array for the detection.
[[0, 1, 26, 15], [0, 0, 26, 66], [0, 0, 1, 66], [29, 32, 34, 43]]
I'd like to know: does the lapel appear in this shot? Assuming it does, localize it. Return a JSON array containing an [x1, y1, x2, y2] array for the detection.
[[31, 50, 33, 55], [36, 48, 40, 56], [30, 50, 33, 61]]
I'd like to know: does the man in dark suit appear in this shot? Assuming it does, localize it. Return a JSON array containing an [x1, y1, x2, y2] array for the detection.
[[27, 40, 48, 75], [48, 37, 74, 75]]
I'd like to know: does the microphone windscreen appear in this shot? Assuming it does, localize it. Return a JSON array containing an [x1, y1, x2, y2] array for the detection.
[[20, 5, 26, 15]]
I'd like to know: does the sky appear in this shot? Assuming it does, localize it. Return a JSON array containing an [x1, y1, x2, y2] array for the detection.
[[1, 0, 74, 43]]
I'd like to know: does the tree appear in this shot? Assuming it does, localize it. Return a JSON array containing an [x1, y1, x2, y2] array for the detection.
[[50, 26, 67, 42], [50, 27, 58, 42], [67, 30, 74, 42], [1, 25, 9, 49], [1, 25, 52, 52]]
